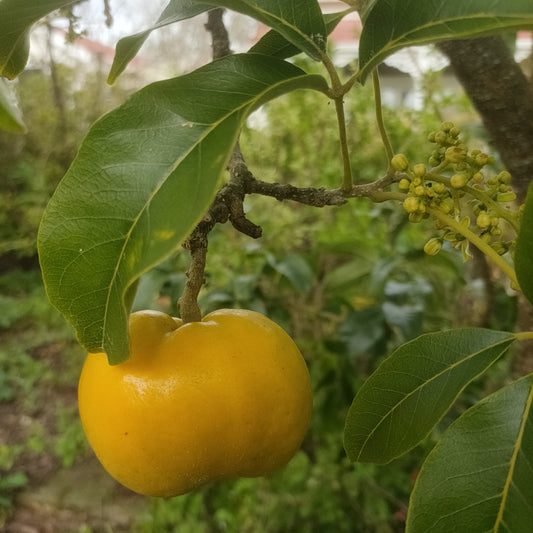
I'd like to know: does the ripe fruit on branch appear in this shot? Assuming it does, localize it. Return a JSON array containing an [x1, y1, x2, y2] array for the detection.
[[78, 309, 312, 497]]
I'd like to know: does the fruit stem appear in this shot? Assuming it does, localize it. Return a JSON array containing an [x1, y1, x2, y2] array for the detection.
[[178, 233, 206, 323]]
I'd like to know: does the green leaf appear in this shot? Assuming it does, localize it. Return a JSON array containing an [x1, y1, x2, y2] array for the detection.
[[515, 181, 533, 306], [358, 0, 533, 83], [344, 328, 515, 463], [270, 253, 315, 293], [338, 306, 386, 357], [406, 374, 533, 533], [196, 0, 327, 61], [249, 9, 352, 60], [107, 0, 212, 84], [38, 54, 329, 365], [0, 78, 25, 133], [0, 0, 79, 79]]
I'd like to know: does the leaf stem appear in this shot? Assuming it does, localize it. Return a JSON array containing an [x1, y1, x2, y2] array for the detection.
[[514, 332, 533, 341], [322, 54, 353, 191], [372, 69, 394, 171], [334, 97, 353, 191]]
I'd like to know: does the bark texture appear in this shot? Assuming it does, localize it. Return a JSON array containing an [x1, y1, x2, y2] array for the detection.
[[438, 36, 533, 203]]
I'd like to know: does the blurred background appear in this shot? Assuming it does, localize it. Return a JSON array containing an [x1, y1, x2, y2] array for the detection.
[[0, 1, 528, 531]]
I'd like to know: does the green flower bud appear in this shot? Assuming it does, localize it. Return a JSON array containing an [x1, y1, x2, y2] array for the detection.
[[413, 163, 426, 177], [424, 238, 443, 256], [491, 241, 507, 255], [498, 171, 511, 184], [439, 199, 454, 215], [449, 126, 461, 138], [391, 154, 409, 171], [460, 216, 471, 228], [414, 185, 425, 197], [409, 212, 424, 223], [472, 172, 484, 183], [480, 233, 492, 244], [497, 192, 517, 203], [433, 182, 447, 195], [450, 173, 468, 188], [434, 131, 447, 145], [440, 121, 454, 132], [476, 212, 491, 229], [474, 153, 489, 166], [398, 178, 410, 190], [445, 146, 465, 164], [403, 196, 419, 213]]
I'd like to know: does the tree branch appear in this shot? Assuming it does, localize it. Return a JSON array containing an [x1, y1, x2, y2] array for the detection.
[[178, 6, 396, 322], [205, 8, 232, 59]]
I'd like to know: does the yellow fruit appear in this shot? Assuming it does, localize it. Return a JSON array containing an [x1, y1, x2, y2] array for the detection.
[[78, 309, 312, 497]]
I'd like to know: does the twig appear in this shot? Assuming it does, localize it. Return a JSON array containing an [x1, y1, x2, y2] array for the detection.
[[177, 7, 397, 322], [205, 8, 232, 59]]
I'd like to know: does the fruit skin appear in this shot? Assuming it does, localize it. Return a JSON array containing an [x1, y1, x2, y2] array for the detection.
[[78, 309, 312, 497]]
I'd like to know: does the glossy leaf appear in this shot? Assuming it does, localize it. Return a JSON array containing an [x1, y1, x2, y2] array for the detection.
[[407, 374, 533, 533], [38, 54, 329, 364], [0, 78, 25, 133], [0, 0, 79, 79], [358, 0, 533, 83], [344, 328, 515, 463], [515, 181, 533, 306], [249, 10, 352, 60], [195, 0, 327, 61], [107, 0, 212, 84]]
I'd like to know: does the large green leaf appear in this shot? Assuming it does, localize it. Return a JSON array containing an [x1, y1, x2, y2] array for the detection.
[[0, 78, 25, 133], [195, 0, 327, 61], [107, 0, 212, 84], [406, 374, 533, 533], [358, 0, 533, 83], [515, 181, 533, 306], [0, 0, 79, 79], [344, 328, 515, 463], [38, 54, 329, 365], [249, 10, 352, 60]]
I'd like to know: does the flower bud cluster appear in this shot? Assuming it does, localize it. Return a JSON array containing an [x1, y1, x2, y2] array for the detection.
[[392, 121, 521, 259]]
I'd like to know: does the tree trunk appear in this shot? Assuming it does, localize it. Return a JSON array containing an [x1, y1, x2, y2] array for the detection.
[[438, 36, 533, 202], [438, 36, 533, 376]]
